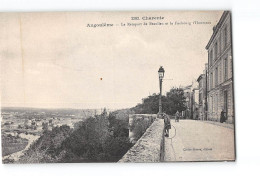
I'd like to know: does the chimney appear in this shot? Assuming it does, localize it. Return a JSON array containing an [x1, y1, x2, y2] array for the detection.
[[213, 25, 216, 31]]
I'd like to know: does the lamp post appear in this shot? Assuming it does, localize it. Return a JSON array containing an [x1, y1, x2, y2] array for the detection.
[[158, 66, 165, 116]]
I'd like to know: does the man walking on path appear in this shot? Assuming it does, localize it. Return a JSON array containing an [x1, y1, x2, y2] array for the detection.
[[175, 111, 180, 122], [220, 109, 226, 123], [163, 113, 171, 137]]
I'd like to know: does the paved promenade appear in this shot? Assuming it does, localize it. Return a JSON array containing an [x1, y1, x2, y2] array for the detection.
[[164, 120, 235, 162]]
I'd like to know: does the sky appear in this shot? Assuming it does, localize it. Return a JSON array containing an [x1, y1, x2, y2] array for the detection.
[[0, 11, 223, 109]]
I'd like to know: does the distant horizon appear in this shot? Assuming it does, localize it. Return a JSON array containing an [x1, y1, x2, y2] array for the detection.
[[1, 85, 194, 110]]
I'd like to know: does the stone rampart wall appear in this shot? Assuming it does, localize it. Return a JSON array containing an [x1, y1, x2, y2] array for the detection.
[[119, 118, 165, 163]]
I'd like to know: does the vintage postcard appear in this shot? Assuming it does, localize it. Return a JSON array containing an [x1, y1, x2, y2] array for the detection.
[[0, 11, 235, 163]]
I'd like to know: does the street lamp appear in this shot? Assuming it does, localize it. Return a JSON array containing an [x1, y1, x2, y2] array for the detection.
[[158, 66, 165, 117]]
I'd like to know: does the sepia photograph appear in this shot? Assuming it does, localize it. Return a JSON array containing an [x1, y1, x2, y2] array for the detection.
[[0, 10, 235, 164]]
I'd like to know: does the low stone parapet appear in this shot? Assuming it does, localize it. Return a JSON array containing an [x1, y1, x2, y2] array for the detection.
[[118, 118, 165, 163], [129, 114, 157, 143]]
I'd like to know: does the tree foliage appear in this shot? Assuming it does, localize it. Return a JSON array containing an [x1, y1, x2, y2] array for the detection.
[[18, 109, 132, 163], [61, 111, 132, 162], [19, 125, 72, 163], [131, 87, 186, 115]]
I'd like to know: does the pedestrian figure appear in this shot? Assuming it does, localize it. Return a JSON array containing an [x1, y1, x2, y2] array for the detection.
[[195, 108, 199, 120], [220, 109, 226, 123], [175, 111, 180, 122], [163, 113, 171, 137]]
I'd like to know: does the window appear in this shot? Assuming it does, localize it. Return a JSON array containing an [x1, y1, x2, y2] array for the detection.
[[210, 50, 213, 65], [224, 26, 228, 47], [224, 90, 228, 118], [214, 42, 218, 60], [230, 56, 233, 76], [211, 96, 214, 113], [219, 63, 222, 83], [199, 93, 202, 105], [210, 72, 213, 89], [215, 94, 218, 115], [224, 57, 228, 80], [215, 67, 218, 86]]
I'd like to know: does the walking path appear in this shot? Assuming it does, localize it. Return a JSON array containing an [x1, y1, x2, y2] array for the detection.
[[202, 120, 234, 129], [164, 120, 235, 162]]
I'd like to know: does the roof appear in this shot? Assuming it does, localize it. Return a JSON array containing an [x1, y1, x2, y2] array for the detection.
[[197, 74, 205, 82], [183, 85, 192, 90], [205, 11, 230, 50]]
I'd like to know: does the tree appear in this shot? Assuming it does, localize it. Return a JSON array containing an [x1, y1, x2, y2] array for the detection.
[[164, 87, 186, 115], [131, 87, 186, 115], [60, 110, 132, 163], [60, 110, 110, 162], [42, 122, 48, 131], [131, 93, 162, 114], [108, 112, 129, 137]]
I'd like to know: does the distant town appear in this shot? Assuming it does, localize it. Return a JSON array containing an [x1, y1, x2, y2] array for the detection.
[[1, 107, 113, 162]]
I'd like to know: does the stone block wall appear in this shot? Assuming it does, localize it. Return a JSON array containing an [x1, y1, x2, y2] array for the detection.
[[118, 118, 165, 163], [129, 114, 157, 143]]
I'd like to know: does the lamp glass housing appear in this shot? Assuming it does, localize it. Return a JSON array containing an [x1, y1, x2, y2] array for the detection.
[[158, 66, 165, 79], [158, 72, 164, 79]]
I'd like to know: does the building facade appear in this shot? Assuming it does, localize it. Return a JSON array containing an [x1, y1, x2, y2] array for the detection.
[[182, 81, 199, 120], [192, 88, 199, 120], [206, 11, 234, 123], [183, 85, 192, 119], [197, 63, 208, 121]]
